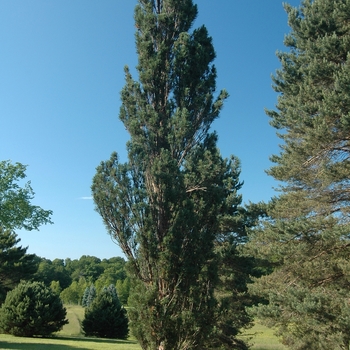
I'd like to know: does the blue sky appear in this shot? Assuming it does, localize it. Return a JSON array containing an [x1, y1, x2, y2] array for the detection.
[[1, 0, 300, 260]]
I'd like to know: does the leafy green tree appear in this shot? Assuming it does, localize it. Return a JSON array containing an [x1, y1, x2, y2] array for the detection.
[[60, 277, 87, 305], [246, 1, 350, 349], [50, 280, 62, 295], [0, 227, 38, 303], [95, 266, 126, 292], [34, 258, 72, 290], [0, 160, 52, 231], [67, 255, 104, 283], [116, 277, 130, 305], [0, 281, 68, 337], [82, 284, 129, 339], [92, 0, 247, 349]]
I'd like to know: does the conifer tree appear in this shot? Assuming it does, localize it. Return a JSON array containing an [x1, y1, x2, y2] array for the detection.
[[92, 0, 247, 348], [0, 281, 68, 337], [82, 284, 129, 339], [0, 227, 38, 303], [246, 1, 350, 349]]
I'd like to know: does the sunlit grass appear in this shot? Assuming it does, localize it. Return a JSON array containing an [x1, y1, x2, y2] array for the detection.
[[0, 334, 141, 350], [240, 322, 287, 350], [58, 304, 85, 337], [0, 304, 141, 350], [0, 305, 284, 350]]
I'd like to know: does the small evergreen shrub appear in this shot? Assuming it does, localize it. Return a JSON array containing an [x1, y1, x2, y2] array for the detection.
[[0, 281, 68, 337], [82, 284, 128, 339]]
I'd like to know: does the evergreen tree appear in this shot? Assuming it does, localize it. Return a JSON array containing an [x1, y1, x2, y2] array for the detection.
[[92, 0, 247, 349], [246, 1, 350, 349], [82, 284, 129, 339], [82, 286, 90, 307], [0, 281, 68, 337], [0, 227, 38, 303], [87, 284, 97, 306]]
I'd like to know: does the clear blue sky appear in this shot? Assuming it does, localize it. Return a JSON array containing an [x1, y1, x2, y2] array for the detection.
[[1, 0, 300, 260]]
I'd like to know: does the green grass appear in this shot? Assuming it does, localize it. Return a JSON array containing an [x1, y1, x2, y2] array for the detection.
[[0, 305, 285, 350], [240, 322, 287, 350], [0, 304, 141, 350], [0, 334, 141, 350], [59, 305, 85, 337]]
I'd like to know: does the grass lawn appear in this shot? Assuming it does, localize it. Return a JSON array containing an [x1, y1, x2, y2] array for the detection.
[[0, 334, 141, 350], [240, 322, 287, 350], [0, 304, 141, 350], [0, 305, 285, 350], [59, 304, 85, 337]]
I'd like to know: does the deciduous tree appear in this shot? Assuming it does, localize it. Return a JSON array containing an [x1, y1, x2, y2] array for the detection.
[[0, 160, 52, 231]]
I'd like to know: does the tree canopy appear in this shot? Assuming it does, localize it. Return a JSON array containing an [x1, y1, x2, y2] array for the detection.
[[0, 227, 38, 303], [92, 0, 248, 349], [246, 1, 350, 349], [0, 161, 52, 231], [0, 281, 68, 337]]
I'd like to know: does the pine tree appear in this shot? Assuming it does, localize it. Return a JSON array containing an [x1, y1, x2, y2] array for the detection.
[[82, 286, 90, 307], [92, 0, 247, 349], [246, 1, 350, 349], [0, 281, 68, 337], [0, 227, 38, 303], [82, 285, 129, 339], [82, 285, 96, 307], [86, 284, 96, 307]]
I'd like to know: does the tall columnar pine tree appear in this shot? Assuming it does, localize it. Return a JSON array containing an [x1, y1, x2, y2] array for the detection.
[[246, 1, 350, 349], [92, 0, 248, 349]]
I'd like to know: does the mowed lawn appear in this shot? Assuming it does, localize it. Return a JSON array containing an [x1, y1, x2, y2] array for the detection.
[[0, 305, 285, 350], [240, 322, 287, 350], [0, 305, 141, 350]]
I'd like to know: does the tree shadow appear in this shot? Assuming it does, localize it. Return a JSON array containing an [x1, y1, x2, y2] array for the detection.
[[0, 341, 87, 350], [0, 335, 139, 350], [57, 335, 139, 345]]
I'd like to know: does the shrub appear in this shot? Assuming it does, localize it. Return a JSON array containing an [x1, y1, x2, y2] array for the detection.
[[0, 281, 68, 337], [82, 284, 128, 339]]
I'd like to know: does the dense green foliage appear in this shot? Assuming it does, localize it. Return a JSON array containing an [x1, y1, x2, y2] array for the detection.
[[32, 255, 128, 305], [92, 0, 250, 349], [0, 160, 53, 303], [0, 160, 52, 231], [35, 258, 72, 290], [0, 227, 38, 303], [0, 281, 68, 337], [246, 1, 350, 349], [82, 285, 129, 339], [116, 277, 130, 305]]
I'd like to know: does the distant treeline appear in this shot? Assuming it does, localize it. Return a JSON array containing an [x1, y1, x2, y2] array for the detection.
[[33, 255, 130, 305]]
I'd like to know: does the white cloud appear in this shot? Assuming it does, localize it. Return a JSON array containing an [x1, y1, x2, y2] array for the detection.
[[79, 196, 93, 200]]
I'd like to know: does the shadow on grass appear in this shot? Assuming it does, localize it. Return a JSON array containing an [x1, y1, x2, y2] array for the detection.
[[56, 336, 139, 345], [0, 341, 86, 350], [0, 336, 139, 350]]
